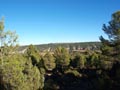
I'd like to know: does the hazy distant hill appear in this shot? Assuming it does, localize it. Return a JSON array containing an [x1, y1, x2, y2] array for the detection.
[[19, 41, 101, 52]]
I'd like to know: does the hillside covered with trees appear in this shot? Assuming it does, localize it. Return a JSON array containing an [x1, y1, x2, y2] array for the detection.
[[0, 11, 120, 90], [18, 41, 101, 53]]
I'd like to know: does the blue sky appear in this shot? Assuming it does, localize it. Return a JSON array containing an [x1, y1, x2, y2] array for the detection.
[[0, 0, 120, 45]]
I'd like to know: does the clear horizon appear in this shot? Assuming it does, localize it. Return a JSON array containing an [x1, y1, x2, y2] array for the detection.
[[20, 41, 101, 46], [0, 0, 120, 45]]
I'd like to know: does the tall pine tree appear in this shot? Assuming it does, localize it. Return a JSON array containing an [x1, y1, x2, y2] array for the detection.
[[100, 11, 120, 63]]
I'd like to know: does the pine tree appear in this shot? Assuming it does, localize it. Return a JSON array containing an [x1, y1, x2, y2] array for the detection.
[[100, 11, 120, 62], [0, 18, 18, 66], [54, 47, 70, 71], [43, 52, 56, 71], [26, 45, 41, 66]]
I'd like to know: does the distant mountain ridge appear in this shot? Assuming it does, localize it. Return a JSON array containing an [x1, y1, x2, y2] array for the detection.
[[19, 41, 101, 52]]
